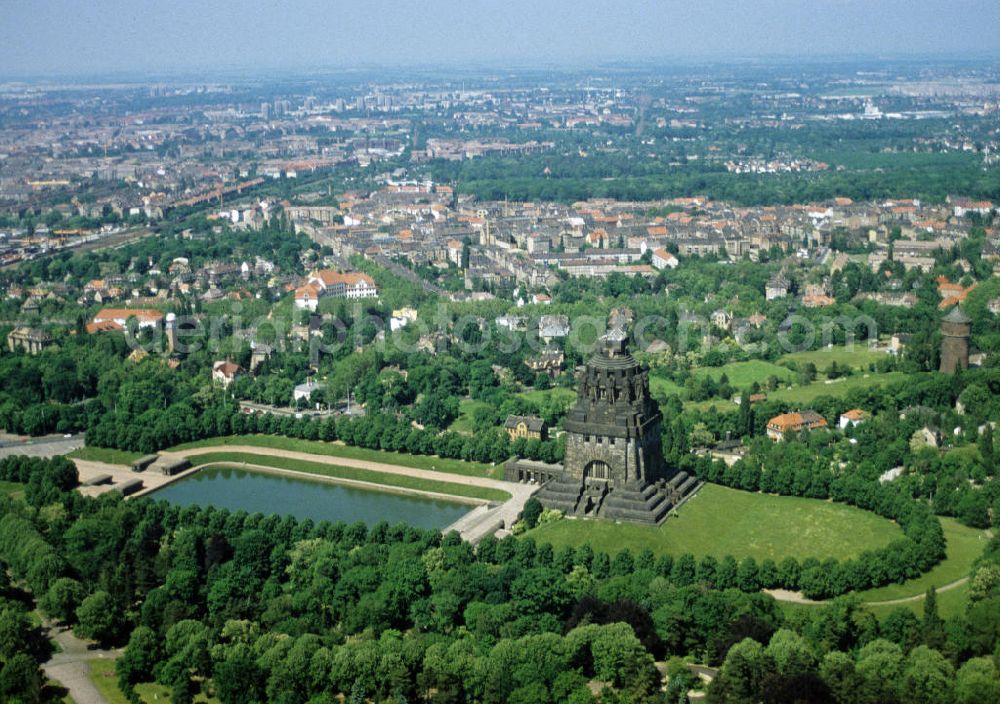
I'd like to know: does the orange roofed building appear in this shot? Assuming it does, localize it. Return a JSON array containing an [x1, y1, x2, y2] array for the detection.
[[90, 308, 164, 331], [766, 410, 828, 441], [294, 269, 378, 310]]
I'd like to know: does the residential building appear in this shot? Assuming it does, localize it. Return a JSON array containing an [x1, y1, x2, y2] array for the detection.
[[212, 361, 242, 388], [766, 410, 828, 441], [839, 409, 870, 429], [504, 415, 547, 441], [90, 308, 164, 330], [651, 248, 679, 270]]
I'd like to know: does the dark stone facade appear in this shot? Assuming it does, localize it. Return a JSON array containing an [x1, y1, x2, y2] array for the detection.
[[939, 306, 971, 374], [507, 331, 699, 524]]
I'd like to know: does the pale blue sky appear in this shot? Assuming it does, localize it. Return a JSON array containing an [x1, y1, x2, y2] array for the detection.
[[2, 0, 998, 77]]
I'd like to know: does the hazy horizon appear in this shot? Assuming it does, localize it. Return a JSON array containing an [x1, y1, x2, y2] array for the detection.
[[2, 0, 998, 79]]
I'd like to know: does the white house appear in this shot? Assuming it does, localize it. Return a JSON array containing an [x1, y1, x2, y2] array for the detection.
[[307, 269, 378, 300], [294, 283, 321, 312], [390, 307, 418, 332], [293, 380, 321, 403], [651, 248, 679, 270], [212, 361, 242, 388], [839, 409, 870, 429]]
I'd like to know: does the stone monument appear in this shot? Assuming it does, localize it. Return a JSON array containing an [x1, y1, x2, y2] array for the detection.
[[507, 330, 699, 524]]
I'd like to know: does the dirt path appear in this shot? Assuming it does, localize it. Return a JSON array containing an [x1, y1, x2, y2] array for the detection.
[[862, 576, 969, 606], [42, 621, 120, 704], [765, 576, 970, 607]]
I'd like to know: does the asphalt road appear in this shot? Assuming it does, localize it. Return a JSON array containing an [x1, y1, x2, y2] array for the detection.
[[0, 433, 83, 458]]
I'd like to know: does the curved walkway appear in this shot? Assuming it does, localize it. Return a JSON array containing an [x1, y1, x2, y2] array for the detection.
[[162, 445, 513, 491], [42, 620, 120, 704], [765, 576, 969, 607]]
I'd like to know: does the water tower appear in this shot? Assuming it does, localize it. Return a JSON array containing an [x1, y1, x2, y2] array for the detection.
[[939, 306, 971, 374]]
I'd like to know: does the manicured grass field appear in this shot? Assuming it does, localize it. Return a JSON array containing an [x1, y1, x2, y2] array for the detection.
[[87, 659, 217, 704], [779, 345, 887, 373], [524, 483, 902, 562], [67, 446, 146, 465], [693, 360, 794, 389], [780, 519, 987, 620], [769, 372, 908, 405], [168, 435, 496, 477], [184, 452, 511, 503]]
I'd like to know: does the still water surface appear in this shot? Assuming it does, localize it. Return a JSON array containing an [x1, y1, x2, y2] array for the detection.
[[151, 465, 472, 530]]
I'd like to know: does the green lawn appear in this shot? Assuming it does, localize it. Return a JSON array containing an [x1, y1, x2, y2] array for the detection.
[[682, 400, 739, 415], [168, 434, 496, 478], [769, 372, 908, 405], [524, 483, 902, 562], [650, 374, 685, 397], [777, 518, 986, 621], [854, 518, 988, 604], [693, 360, 794, 389], [0, 480, 24, 498], [67, 447, 146, 465], [779, 345, 887, 373], [184, 452, 511, 503], [449, 399, 490, 434], [517, 387, 577, 408], [865, 582, 970, 621], [87, 659, 217, 704]]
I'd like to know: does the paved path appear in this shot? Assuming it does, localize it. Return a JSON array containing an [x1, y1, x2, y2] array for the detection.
[[0, 434, 83, 459], [765, 576, 970, 607], [165, 445, 539, 542], [42, 621, 120, 704], [164, 445, 515, 492], [72, 458, 202, 499]]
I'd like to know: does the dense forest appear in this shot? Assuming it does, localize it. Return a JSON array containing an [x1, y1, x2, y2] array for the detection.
[[1, 455, 999, 703]]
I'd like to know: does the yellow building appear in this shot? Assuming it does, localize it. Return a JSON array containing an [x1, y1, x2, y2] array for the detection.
[[504, 415, 547, 441]]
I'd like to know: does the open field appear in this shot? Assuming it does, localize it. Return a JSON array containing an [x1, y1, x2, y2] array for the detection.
[[693, 360, 794, 389], [67, 447, 145, 465], [182, 452, 511, 503], [769, 372, 908, 405], [778, 345, 888, 373], [524, 483, 902, 562], [87, 659, 217, 704], [168, 434, 496, 477]]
